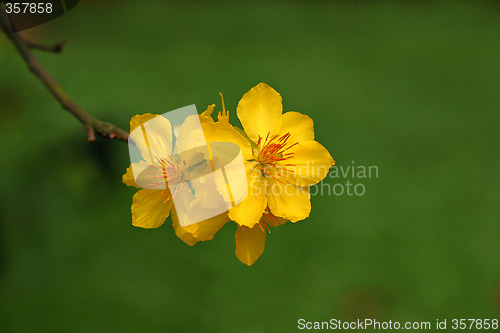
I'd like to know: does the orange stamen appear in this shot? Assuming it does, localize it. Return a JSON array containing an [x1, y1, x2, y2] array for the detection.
[[253, 131, 298, 182]]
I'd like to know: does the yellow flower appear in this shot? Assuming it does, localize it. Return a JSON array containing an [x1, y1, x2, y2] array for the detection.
[[197, 84, 335, 265], [122, 108, 233, 246], [228, 83, 335, 228]]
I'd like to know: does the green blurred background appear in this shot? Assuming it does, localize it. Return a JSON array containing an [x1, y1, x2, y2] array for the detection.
[[1, 0, 500, 332]]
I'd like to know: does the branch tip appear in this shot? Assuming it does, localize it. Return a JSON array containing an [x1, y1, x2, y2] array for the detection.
[[86, 125, 96, 142], [0, 9, 129, 143]]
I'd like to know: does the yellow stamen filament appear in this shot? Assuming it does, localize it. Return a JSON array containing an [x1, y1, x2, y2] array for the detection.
[[221, 167, 236, 207], [140, 123, 154, 163], [207, 142, 215, 172], [218, 92, 229, 120]]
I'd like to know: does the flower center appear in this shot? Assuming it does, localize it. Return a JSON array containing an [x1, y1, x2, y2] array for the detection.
[[252, 132, 298, 183], [147, 155, 191, 202]]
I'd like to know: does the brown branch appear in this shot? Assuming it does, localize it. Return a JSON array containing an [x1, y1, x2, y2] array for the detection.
[[24, 38, 67, 53], [0, 9, 129, 142]]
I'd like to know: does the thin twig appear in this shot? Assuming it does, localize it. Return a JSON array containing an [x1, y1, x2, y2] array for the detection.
[[0, 9, 129, 142], [24, 38, 67, 53]]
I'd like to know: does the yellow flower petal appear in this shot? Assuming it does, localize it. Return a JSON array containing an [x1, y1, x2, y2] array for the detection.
[[130, 113, 158, 132], [279, 140, 335, 187], [266, 178, 311, 222], [182, 212, 230, 241], [122, 164, 138, 188], [174, 114, 206, 153], [131, 189, 173, 228], [129, 113, 173, 169], [201, 115, 253, 161], [228, 164, 267, 228], [201, 104, 216, 118], [171, 207, 200, 246], [279, 111, 314, 143], [236, 83, 283, 142], [235, 225, 266, 266], [171, 188, 229, 245]]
